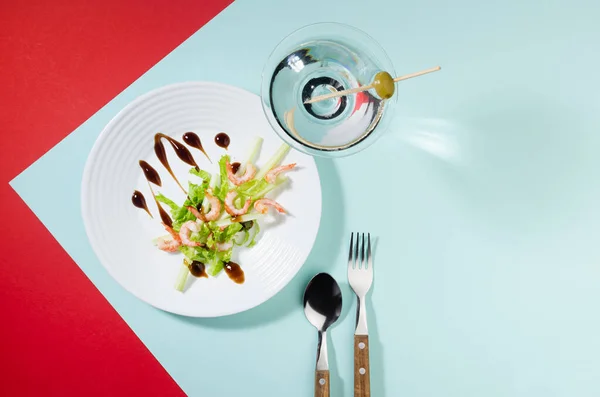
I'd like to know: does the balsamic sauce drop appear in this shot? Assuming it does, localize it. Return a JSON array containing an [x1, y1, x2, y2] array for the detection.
[[139, 160, 162, 186], [131, 190, 152, 218], [214, 132, 230, 150], [224, 262, 245, 284], [182, 132, 211, 163], [189, 261, 208, 278]]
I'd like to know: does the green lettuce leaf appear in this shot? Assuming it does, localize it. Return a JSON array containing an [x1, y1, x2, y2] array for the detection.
[[219, 249, 232, 264], [209, 262, 223, 277], [189, 223, 211, 243], [189, 167, 211, 181], [236, 176, 288, 201], [187, 181, 206, 208], [212, 223, 243, 243], [208, 250, 233, 277], [216, 155, 231, 200], [155, 193, 178, 211], [179, 245, 216, 264], [237, 179, 260, 194], [155, 193, 196, 231], [247, 221, 261, 247], [174, 209, 196, 231], [206, 233, 216, 250], [233, 230, 249, 246]]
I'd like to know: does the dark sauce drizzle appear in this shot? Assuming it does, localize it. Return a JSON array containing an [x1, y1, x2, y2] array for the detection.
[[154, 133, 199, 193], [139, 160, 162, 185], [138, 160, 173, 228], [133, 132, 250, 283], [224, 262, 245, 284], [214, 132, 230, 150], [182, 132, 211, 163], [131, 190, 152, 218], [231, 162, 241, 174], [156, 203, 173, 228]]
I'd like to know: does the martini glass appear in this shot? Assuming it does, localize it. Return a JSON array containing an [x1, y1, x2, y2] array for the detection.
[[261, 22, 397, 157]]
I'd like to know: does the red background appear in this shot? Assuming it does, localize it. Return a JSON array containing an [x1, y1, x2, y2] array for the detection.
[[0, 1, 231, 395]]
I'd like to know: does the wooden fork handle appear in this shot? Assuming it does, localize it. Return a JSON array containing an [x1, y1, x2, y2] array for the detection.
[[354, 335, 371, 397], [315, 370, 330, 397]]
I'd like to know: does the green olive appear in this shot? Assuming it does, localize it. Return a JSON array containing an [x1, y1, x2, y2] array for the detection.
[[372, 71, 395, 99]]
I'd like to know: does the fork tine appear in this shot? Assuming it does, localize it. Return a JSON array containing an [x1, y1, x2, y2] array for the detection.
[[367, 233, 372, 270], [348, 232, 354, 269], [354, 232, 359, 269], [360, 233, 366, 269]]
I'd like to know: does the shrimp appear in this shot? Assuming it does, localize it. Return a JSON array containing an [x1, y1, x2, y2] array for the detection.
[[216, 242, 233, 251], [163, 223, 181, 242], [224, 190, 252, 216], [157, 223, 181, 252], [179, 220, 203, 247], [227, 161, 256, 186], [203, 189, 221, 221], [187, 189, 221, 221], [157, 238, 180, 252], [265, 163, 296, 183], [187, 206, 206, 222], [254, 198, 286, 214]]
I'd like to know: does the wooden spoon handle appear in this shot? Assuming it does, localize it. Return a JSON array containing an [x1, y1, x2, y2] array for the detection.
[[315, 369, 330, 397], [354, 335, 371, 396]]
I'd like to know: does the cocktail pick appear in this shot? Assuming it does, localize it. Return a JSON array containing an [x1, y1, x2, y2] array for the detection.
[[303, 66, 441, 104]]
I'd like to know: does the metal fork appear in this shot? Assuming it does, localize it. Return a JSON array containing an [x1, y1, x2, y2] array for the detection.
[[348, 232, 373, 397]]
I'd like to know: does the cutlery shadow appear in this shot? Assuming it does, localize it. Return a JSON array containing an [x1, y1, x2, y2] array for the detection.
[[334, 280, 353, 329], [328, 332, 344, 397], [368, 235, 386, 396], [367, 297, 385, 396], [171, 158, 346, 329]]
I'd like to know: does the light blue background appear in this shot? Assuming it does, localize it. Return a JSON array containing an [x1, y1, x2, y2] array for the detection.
[[11, 0, 600, 395]]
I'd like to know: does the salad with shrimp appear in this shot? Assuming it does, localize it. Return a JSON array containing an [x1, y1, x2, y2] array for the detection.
[[152, 137, 295, 291]]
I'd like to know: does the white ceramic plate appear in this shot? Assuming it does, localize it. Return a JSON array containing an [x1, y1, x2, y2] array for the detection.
[[81, 82, 322, 317]]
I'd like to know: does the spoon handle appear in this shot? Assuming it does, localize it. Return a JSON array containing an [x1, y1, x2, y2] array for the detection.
[[315, 370, 330, 397], [354, 335, 370, 396]]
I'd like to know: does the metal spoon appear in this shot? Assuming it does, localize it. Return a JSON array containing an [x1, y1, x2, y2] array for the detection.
[[303, 273, 343, 397]]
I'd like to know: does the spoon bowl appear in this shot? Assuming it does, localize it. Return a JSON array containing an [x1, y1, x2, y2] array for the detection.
[[303, 273, 342, 331], [303, 273, 343, 397]]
